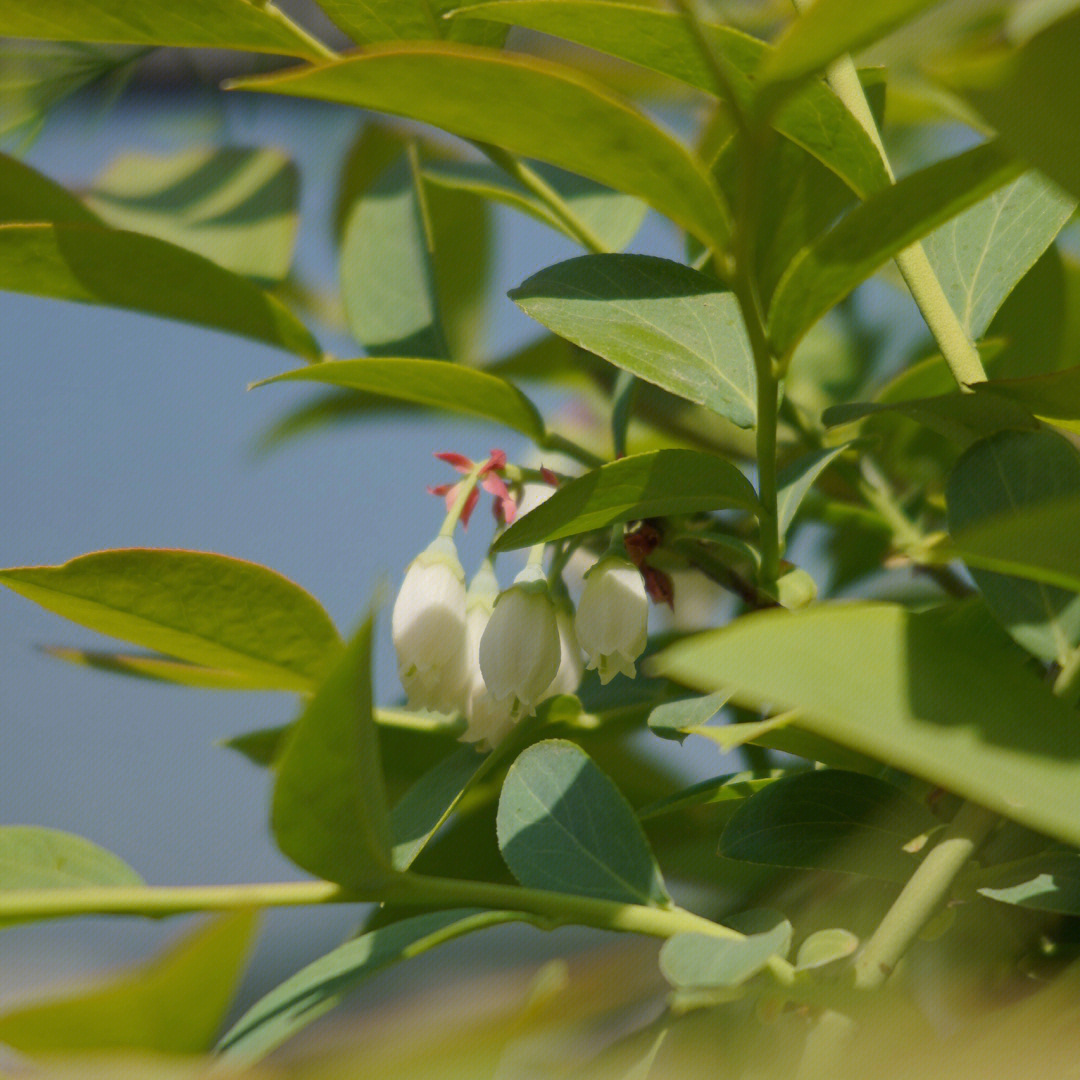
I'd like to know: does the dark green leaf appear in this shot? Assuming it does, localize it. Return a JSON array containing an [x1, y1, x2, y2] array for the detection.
[[0, 0, 328, 57], [272, 614, 393, 887], [493, 450, 759, 551], [0, 223, 321, 359], [0, 150, 98, 224], [969, 365, 1080, 434], [947, 430, 1080, 662], [940, 11, 1080, 200], [511, 255, 756, 426], [922, 171, 1075, 342], [497, 739, 669, 905], [228, 42, 731, 252], [0, 826, 141, 892], [757, 0, 946, 113], [0, 549, 341, 692], [216, 909, 524, 1066], [637, 771, 789, 823], [0, 912, 257, 1054], [648, 691, 734, 744], [453, 2, 890, 200], [86, 147, 300, 282], [391, 744, 488, 870], [776, 444, 851, 536], [768, 141, 1024, 357], [975, 852, 1080, 915], [719, 769, 938, 881], [650, 601, 1080, 847], [660, 910, 792, 989], [254, 357, 546, 442], [422, 158, 646, 252]]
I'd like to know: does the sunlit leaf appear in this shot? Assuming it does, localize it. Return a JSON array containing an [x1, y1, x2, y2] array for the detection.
[[0, 826, 140, 893], [975, 851, 1080, 914], [660, 910, 792, 989]]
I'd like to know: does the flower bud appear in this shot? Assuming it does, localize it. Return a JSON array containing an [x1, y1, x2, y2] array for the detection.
[[459, 562, 516, 748], [540, 599, 585, 701], [574, 553, 648, 684], [479, 564, 561, 717], [391, 536, 467, 712]]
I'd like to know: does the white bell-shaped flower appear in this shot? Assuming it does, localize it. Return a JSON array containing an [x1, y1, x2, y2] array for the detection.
[[575, 553, 648, 684], [459, 562, 516, 748], [479, 563, 561, 718], [391, 535, 468, 712], [540, 598, 585, 701]]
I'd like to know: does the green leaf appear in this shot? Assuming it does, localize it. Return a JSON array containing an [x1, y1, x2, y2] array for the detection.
[[922, 171, 1075, 342], [228, 42, 731, 252], [0, 150, 99, 224], [718, 769, 938, 881], [650, 601, 1080, 847], [216, 909, 524, 1066], [391, 744, 488, 870], [0, 826, 141, 893], [452, 2, 890, 199], [0, 223, 321, 359], [272, 614, 393, 888], [636, 771, 789, 823], [776, 444, 851, 536], [497, 739, 669, 905], [940, 11, 1080, 200], [0, 549, 341, 692], [969, 365, 1080, 434], [757, 0, 946, 112], [0, 912, 257, 1054], [947, 430, 1080, 663], [795, 928, 859, 971], [975, 852, 1080, 915], [493, 450, 759, 552], [648, 690, 734, 743], [85, 147, 300, 282], [660, 910, 792, 989], [510, 255, 756, 427], [422, 158, 646, 252], [767, 141, 1024, 357], [315, 0, 506, 45], [341, 146, 446, 357], [254, 357, 546, 442]]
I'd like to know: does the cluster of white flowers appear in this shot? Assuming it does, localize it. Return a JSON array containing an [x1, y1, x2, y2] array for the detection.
[[391, 537, 649, 748]]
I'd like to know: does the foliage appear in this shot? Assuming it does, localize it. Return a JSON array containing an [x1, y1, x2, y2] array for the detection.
[[3, 1, 1080, 1076]]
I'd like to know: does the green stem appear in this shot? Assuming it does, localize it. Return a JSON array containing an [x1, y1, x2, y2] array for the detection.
[[439, 464, 484, 537], [540, 431, 606, 469], [852, 801, 998, 989], [789, 0, 986, 389], [612, 370, 637, 459]]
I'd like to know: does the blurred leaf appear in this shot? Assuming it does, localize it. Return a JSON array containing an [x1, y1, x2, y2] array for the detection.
[[968, 365, 1080, 434], [0, 550, 341, 692], [86, 147, 300, 282], [940, 10, 1080, 200], [757, 0, 946, 113], [316, 0, 507, 45], [272, 614, 393, 888], [228, 42, 732, 252], [216, 909, 527, 1067], [511, 255, 756, 426], [776, 444, 852, 536], [422, 158, 646, 251], [648, 690, 734, 744], [660, 910, 792, 989], [0, 0, 328, 57], [497, 739, 670, 905], [650, 601, 1080, 847], [0, 150, 98, 223], [391, 744, 488, 870], [795, 927, 859, 970], [975, 851, 1080, 914], [495, 449, 758, 551], [768, 141, 1024, 357], [0, 912, 257, 1054], [637, 771, 789, 823], [922, 171, 1076, 342], [0, 223, 321, 359], [947, 429, 1080, 662], [452, 2, 890, 199], [0, 826, 141, 917], [719, 769, 938, 881], [254, 357, 546, 441]]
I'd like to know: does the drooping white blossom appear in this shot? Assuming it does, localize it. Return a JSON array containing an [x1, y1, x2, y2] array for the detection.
[[391, 535, 468, 712], [479, 563, 561, 718], [540, 599, 585, 702], [574, 553, 648, 683], [459, 561, 516, 748]]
